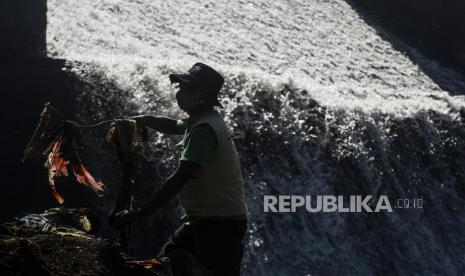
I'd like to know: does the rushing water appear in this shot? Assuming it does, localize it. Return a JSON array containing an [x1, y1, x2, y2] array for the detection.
[[48, 0, 465, 275]]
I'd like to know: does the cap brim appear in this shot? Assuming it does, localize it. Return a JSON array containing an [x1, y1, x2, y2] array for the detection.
[[169, 73, 192, 84]]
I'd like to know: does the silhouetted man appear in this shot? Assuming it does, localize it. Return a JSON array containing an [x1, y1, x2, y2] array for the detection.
[[114, 63, 248, 276]]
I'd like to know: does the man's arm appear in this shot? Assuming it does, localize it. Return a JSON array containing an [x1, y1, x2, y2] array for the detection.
[[130, 115, 181, 135], [138, 160, 199, 217], [112, 161, 199, 227]]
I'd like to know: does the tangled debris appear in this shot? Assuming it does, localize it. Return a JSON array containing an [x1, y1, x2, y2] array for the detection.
[[0, 208, 171, 276], [106, 119, 148, 250], [23, 103, 149, 206], [23, 103, 105, 204], [106, 119, 148, 165]]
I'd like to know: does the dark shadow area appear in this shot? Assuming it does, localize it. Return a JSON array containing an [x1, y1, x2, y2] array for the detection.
[[0, 58, 103, 222], [0, 0, 47, 60], [0, 0, 98, 222], [345, 0, 465, 96]]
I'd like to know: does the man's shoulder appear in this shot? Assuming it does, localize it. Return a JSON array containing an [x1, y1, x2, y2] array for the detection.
[[190, 123, 215, 136], [195, 110, 226, 129]]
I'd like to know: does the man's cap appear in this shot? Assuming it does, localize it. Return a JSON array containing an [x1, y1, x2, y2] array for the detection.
[[169, 63, 224, 108]]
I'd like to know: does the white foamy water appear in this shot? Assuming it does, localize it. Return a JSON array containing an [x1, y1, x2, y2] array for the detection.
[[47, 0, 465, 115]]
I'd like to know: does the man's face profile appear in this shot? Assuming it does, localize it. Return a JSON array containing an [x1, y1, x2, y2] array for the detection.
[[175, 82, 202, 113]]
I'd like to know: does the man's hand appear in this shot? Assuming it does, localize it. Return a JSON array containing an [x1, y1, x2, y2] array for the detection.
[[109, 161, 200, 229], [111, 209, 143, 229]]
